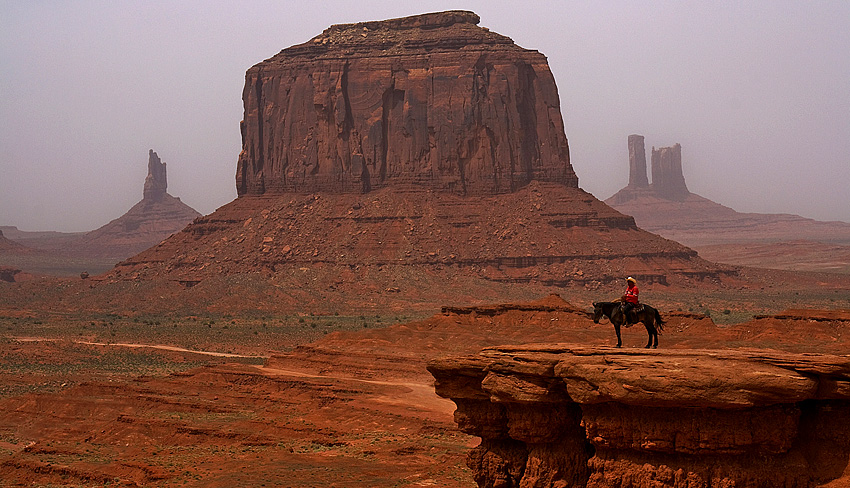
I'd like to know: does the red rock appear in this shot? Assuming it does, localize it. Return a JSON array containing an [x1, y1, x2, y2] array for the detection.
[[113, 182, 732, 291], [236, 10, 576, 196], [429, 344, 850, 487], [0, 265, 21, 282], [0, 229, 31, 254], [97, 13, 736, 306]]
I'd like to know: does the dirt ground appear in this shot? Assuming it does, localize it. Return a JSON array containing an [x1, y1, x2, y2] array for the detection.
[[0, 270, 849, 487]]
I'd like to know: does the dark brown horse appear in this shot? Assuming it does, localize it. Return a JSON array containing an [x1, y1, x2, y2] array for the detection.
[[592, 301, 665, 348]]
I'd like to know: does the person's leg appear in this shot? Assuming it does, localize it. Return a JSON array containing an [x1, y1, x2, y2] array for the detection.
[[622, 302, 634, 323]]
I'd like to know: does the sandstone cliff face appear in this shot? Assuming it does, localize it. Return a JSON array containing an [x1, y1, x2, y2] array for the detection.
[[430, 345, 850, 488], [236, 10, 576, 196]]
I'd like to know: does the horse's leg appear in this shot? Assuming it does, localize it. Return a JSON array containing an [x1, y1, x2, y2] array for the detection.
[[653, 322, 659, 348], [614, 322, 622, 348], [643, 321, 653, 348]]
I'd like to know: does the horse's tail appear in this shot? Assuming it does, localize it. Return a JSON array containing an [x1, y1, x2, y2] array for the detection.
[[654, 307, 665, 332]]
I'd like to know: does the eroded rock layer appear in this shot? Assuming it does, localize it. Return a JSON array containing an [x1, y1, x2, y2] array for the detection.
[[113, 182, 731, 290], [236, 10, 576, 196], [429, 345, 850, 487], [0, 230, 29, 254]]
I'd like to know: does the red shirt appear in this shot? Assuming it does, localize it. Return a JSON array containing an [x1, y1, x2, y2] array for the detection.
[[624, 284, 639, 304]]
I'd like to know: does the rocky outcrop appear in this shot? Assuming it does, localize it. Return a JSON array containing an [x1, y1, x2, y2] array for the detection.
[[429, 345, 850, 487], [0, 266, 21, 282], [143, 149, 168, 201], [236, 10, 576, 196], [113, 181, 734, 290]]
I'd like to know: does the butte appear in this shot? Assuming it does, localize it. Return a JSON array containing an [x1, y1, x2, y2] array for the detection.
[[110, 11, 732, 311]]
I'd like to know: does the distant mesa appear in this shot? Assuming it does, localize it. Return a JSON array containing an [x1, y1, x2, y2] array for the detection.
[[0, 229, 30, 253], [606, 135, 850, 261], [111, 11, 732, 295], [0, 229, 29, 281]]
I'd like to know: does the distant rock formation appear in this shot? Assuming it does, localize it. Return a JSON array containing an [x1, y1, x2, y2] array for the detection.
[[627, 134, 648, 188], [109, 12, 734, 296], [430, 345, 850, 487], [606, 135, 850, 250], [143, 149, 168, 201], [650, 143, 689, 200], [0, 228, 38, 258], [236, 10, 576, 196], [609, 137, 689, 203], [80, 150, 201, 259], [0, 229, 23, 252]]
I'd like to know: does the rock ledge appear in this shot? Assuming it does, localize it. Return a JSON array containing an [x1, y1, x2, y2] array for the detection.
[[429, 345, 850, 487]]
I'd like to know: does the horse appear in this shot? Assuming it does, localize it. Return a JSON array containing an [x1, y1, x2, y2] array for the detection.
[[592, 301, 665, 348]]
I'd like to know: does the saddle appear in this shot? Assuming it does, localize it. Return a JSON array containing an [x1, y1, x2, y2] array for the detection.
[[620, 303, 644, 326]]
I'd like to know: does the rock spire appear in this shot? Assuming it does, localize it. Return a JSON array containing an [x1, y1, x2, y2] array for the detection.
[[81, 150, 200, 259], [143, 149, 168, 201], [627, 134, 649, 188]]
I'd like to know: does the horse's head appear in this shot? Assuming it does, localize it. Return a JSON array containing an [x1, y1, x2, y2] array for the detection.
[[592, 302, 603, 324]]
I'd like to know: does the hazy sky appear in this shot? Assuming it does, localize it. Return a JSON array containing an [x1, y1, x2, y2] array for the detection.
[[2, 1, 848, 232]]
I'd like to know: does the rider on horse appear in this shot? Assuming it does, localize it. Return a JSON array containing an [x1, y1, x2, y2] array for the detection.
[[621, 277, 639, 324]]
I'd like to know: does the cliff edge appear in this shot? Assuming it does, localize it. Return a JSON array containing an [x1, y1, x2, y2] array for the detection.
[[430, 345, 850, 487]]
